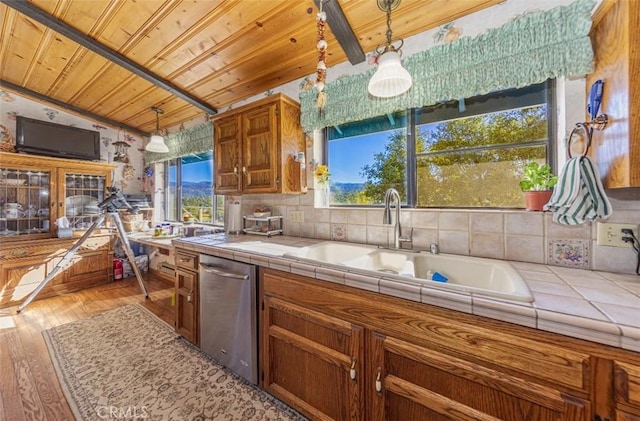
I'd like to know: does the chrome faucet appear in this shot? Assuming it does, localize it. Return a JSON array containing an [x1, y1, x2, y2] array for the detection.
[[383, 188, 410, 249]]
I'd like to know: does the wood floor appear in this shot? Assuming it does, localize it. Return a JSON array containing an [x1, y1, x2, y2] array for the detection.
[[0, 274, 175, 421]]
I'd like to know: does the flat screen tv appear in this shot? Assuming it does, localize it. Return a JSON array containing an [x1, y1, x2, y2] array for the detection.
[[15, 116, 101, 161]]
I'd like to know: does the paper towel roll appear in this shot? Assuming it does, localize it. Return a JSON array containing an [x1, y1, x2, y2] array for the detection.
[[226, 202, 242, 234]]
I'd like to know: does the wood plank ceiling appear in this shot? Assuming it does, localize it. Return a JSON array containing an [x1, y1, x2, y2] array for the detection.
[[0, 0, 501, 135]]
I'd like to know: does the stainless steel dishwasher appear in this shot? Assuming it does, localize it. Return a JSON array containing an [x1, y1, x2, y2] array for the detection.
[[199, 254, 257, 384]]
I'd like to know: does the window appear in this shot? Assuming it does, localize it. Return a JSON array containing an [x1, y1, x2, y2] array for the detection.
[[165, 151, 224, 225], [326, 111, 408, 205], [325, 81, 553, 208]]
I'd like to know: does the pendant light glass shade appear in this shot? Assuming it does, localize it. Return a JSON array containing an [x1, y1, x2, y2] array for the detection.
[[146, 133, 169, 153], [368, 0, 412, 98], [145, 107, 169, 153], [368, 48, 412, 98]]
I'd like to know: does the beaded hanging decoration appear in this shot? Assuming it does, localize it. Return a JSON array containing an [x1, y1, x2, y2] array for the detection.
[[315, 0, 327, 111]]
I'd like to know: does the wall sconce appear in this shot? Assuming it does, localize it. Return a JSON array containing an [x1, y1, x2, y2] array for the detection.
[[145, 107, 169, 153], [368, 0, 412, 98]]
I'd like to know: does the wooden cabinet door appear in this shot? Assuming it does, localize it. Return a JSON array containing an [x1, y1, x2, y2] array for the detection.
[[242, 102, 279, 193], [370, 332, 590, 421], [262, 295, 365, 421], [0, 257, 65, 307], [615, 361, 640, 419], [66, 250, 110, 285], [175, 269, 198, 345], [213, 114, 242, 194]]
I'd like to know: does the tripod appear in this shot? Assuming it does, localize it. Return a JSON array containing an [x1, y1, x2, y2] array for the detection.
[[17, 188, 149, 313]]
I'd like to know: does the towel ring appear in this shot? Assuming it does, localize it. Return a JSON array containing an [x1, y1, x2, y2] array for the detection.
[[567, 123, 591, 158], [567, 115, 608, 158]]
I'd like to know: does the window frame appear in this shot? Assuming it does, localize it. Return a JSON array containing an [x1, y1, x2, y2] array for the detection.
[[324, 80, 556, 209], [164, 152, 224, 226]]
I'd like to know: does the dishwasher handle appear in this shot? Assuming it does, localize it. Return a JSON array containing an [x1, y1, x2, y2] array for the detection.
[[199, 263, 249, 280]]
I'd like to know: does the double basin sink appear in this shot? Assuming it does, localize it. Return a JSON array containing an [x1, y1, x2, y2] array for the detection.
[[219, 240, 533, 302], [282, 242, 533, 302]]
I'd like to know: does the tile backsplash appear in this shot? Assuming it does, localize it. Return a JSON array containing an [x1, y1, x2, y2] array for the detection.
[[236, 188, 640, 275]]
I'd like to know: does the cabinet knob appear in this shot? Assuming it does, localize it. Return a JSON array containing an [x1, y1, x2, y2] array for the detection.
[[187, 290, 193, 302], [349, 357, 356, 381], [242, 166, 247, 176], [233, 166, 239, 177]]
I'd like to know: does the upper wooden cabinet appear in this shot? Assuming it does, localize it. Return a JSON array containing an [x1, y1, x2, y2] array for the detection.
[[586, 0, 640, 187], [212, 93, 306, 194]]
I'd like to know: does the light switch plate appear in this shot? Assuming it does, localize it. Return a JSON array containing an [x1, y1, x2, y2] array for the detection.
[[595, 222, 638, 247]]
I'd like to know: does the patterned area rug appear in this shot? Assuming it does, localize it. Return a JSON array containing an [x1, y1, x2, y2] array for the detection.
[[43, 304, 306, 421]]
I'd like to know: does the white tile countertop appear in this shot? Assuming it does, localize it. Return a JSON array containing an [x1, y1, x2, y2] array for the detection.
[[173, 234, 640, 353]]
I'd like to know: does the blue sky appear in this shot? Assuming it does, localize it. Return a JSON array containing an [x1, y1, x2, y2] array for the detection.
[[183, 160, 212, 182], [328, 131, 391, 184], [168, 159, 213, 183]]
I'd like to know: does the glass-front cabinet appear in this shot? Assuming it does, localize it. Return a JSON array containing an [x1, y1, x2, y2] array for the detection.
[[0, 168, 52, 237], [0, 152, 116, 241], [59, 171, 107, 231]]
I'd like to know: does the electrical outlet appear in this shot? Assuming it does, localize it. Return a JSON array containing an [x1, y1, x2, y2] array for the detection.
[[289, 210, 304, 223], [596, 222, 638, 247]]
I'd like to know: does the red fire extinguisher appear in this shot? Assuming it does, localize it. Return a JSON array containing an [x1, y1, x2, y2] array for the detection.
[[113, 258, 123, 281]]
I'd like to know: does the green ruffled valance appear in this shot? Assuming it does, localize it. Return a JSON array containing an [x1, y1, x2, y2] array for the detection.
[[300, 0, 595, 132], [145, 121, 213, 164]]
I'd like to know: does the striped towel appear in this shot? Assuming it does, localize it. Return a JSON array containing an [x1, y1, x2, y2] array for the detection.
[[544, 156, 612, 225]]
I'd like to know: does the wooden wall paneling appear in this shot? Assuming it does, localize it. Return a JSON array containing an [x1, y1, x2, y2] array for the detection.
[[587, 0, 640, 187], [63, 58, 135, 108], [2, 7, 45, 86], [174, 2, 319, 93], [343, 0, 501, 53], [93, 0, 174, 52], [2, 0, 508, 135], [139, 0, 255, 79]]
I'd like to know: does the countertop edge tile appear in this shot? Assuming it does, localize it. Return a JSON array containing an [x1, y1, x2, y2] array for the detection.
[[537, 309, 622, 347], [315, 266, 346, 285], [471, 296, 537, 328], [344, 272, 380, 293], [231, 251, 253, 264], [290, 261, 317, 278], [250, 255, 271, 266], [619, 326, 640, 353], [421, 287, 473, 315], [217, 249, 235, 260], [268, 257, 291, 272], [379, 278, 421, 303]]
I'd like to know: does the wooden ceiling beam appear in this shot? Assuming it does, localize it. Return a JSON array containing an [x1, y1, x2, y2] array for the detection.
[[314, 0, 365, 65], [0, 0, 218, 116], [0, 79, 149, 137]]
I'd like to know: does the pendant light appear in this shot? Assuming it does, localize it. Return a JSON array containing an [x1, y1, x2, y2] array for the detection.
[[368, 0, 412, 98], [145, 107, 169, 153]]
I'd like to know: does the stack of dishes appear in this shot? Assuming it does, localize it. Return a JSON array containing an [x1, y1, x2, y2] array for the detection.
[[65, 195, 100, 217]]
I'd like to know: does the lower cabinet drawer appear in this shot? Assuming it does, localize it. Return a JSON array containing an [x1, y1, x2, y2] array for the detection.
[[175, 251, 198, 271]]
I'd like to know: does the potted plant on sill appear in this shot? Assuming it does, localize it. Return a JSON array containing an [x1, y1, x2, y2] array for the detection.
[[519, 162, 558, 211]]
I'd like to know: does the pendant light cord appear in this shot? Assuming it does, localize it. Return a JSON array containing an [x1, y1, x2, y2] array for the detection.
[[385, 1, 393, 46]]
